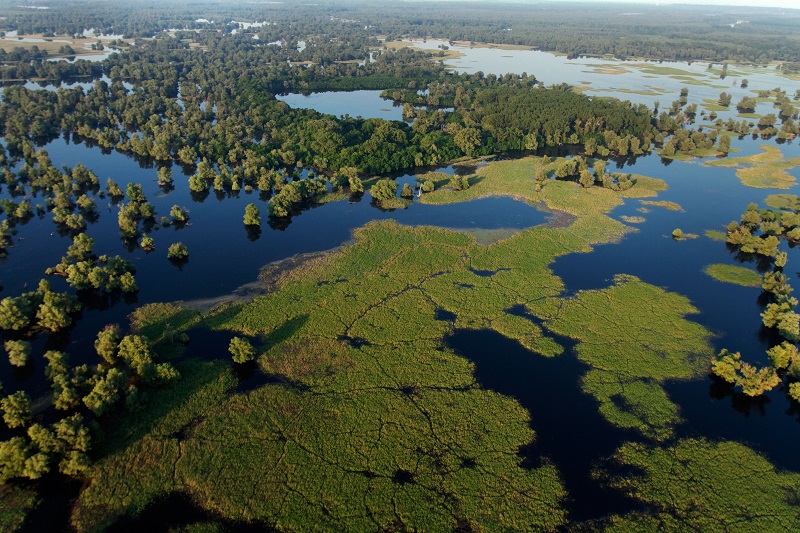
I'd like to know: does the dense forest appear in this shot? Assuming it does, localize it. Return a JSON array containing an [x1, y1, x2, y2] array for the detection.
[[1, 0, 800, 62]]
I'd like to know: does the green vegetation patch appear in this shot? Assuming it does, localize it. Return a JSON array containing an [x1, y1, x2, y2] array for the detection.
[[706, 145, 800, 189], [704, 229, 728, 241], [74, 222, 571, 531], [765, 193, 800, 210], [640, 200, 683, 211], [620, 215, 646, 224], [631, 64, 703, 77], [419, 156, 666, 217], [600, 439, 800, 531], [704, 264, 762, 287], [531, 275, 713, 440], [129, 302, 201, 341], [0, 484, 39, 532], [701, 99, 729, 112], [72, 360, 235, 530]]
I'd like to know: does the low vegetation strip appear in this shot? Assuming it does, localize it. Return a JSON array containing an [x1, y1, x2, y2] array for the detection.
[[704, 264, 762, 287], [706, 145, 800, 189]]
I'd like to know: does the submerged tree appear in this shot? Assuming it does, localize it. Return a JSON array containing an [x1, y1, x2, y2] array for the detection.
[[167, 242, 189, 260], [243, 203, 261, 226]]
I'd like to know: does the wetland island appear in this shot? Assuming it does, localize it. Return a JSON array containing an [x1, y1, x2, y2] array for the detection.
[[1, 0, 800, 531]]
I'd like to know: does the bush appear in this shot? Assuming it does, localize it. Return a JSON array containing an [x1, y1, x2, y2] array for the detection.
[[5, 339, 31, 367], [243, 203, 261, 226], [450, 175, 470, 191], [167, 242, 188, 260], [229, 337, 256, 364], [370, 179, 397, 201]]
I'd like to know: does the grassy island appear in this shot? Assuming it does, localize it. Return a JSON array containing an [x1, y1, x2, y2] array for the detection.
[[706, 145, 800, 189], [704, 264, 762, 287]]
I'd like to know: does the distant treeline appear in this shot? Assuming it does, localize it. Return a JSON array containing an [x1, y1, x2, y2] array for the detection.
[[1, 0, 799, 62]]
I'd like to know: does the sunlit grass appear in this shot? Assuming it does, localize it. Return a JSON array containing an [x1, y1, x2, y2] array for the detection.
[[704, 264, 762, 287], [706, 145, 800, 189]]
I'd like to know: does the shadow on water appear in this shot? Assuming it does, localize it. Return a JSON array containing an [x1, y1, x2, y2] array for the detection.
[[19, 476, 82, 533], [666, 376, 800, 472], [184, 326, 293, 394], [444, 327, 635, 522], [107, 492, 274, 532]]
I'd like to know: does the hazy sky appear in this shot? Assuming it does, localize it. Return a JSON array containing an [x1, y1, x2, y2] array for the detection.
[[555, 0, 798, 8]]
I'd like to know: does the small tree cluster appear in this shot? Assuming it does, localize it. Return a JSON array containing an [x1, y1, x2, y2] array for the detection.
[[47, 234, 137, 293], [0, 279, 81, 334], [167, 242, 189, 260], [450, 175, 470, 191], [243, 203, 261, 226], [117, 183, 156, 239], [267, 178, 327, 217], [711, 349, 781, 397], [370, 178, 398, 201], [714, 201, 800, 401]]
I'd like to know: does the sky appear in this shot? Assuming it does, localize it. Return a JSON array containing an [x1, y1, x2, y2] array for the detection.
[[548, 0, 798, 7], [418, 0, 800, 10]]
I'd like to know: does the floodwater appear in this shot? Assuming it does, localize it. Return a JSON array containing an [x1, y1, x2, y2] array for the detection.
[[2, 44, 800, 528]]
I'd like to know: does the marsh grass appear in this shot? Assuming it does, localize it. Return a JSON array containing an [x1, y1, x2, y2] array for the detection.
[[70, 158, 718, 529], [704, 264, 762, 287], [706, 145, 800, 189], [641, 200, 683, 212], [0, 485, 39, 532], [600, 439, 800, 531]]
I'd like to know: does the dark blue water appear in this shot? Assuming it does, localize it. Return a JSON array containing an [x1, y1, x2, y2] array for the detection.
[[446, 328, 636, 522]]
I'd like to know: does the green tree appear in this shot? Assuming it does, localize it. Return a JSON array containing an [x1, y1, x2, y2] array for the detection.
[[229, 337, 256, 364], [718, 135, 731, 154], [157, 166, 173, 186], [95, 325, 122, 364], [2, 391, 32, 429], [170, 205, 189, 223], [450, 175, 470, 191], [348, 176, 364, 194], [117, 335, 154, 376], [579, 169, 594, 188], [370, 179, 398, 201], [400, 183, 414, 198], [140, 234, 154, 251], [711, 349, 741, 383], [106, 178, 124, 198], [243, 203, 261, 226], [0, 297, 33, 331], [83, 367, 127, 415], [736, 96, 757, 113], [4, 339, 31, 367], [167, 242, 188, 260]]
